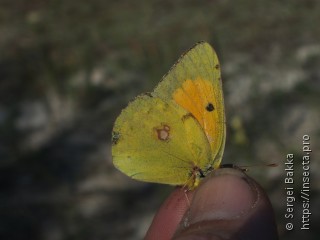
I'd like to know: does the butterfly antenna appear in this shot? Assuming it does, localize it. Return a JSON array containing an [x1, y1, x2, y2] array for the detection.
[[239, 163, 278, 172], [220, 163, 277, 172]]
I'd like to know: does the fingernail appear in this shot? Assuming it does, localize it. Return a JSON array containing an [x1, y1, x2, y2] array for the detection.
[[186, 168, 259, 225]]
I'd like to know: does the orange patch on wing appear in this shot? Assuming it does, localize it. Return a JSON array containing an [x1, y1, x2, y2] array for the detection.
[[173, 78, 217, 145]]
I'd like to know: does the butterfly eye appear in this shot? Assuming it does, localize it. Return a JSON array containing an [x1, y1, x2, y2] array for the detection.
[[205, 103, 215, 112]]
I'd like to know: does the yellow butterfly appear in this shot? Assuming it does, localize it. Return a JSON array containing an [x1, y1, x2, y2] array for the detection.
[[112, 42, 225, 190]]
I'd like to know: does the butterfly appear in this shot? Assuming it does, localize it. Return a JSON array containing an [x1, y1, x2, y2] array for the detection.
[[112, 42, 225, 190]]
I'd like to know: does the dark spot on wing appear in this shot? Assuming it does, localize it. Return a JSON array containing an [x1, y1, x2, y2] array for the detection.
[[181, 112, 195, 122], [143, 92, 153, 97], [206, 103, 215, 112], [112, 131, 121, 145], [154, 123, 170, 141]]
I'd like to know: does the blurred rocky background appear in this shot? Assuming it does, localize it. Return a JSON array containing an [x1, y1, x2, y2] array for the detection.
[[0, 1, 319, 239]]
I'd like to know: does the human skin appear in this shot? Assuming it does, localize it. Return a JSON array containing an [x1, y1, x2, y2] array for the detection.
[[145, 168, 279, 240]]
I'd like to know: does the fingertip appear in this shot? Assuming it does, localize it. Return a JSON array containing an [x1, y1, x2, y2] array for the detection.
[[145, 188, 194, 240], [174, 168, 278, 240], [188, 168, 258, 224]]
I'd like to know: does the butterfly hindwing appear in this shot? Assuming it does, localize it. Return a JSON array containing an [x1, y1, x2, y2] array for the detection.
[[112, 94, 211, 186]]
